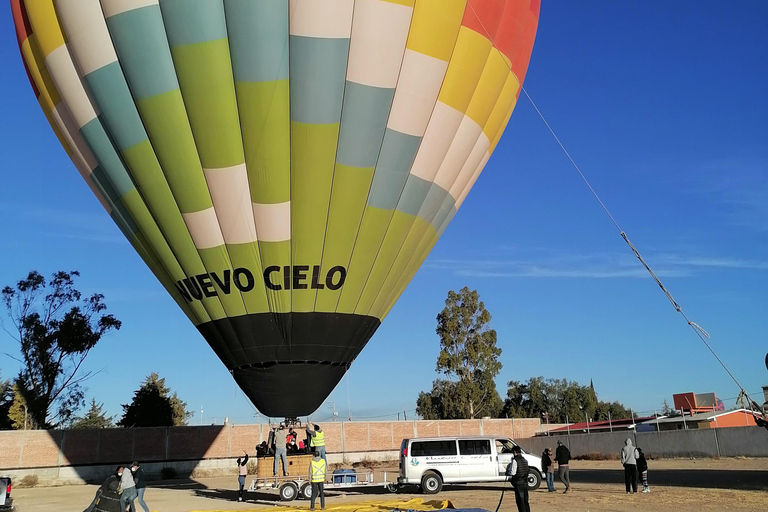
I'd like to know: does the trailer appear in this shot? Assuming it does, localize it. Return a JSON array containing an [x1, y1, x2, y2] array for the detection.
[[248, 470, 399, 501]]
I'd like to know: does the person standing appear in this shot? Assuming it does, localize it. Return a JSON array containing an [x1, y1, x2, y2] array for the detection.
[[505, 445, 530, 512], [637, 448, 650, 493], [307, 424, 327, 469], [308, 450, 327, 511], [541, 447, 555, 492], [555, 440, 571, 493], [620, 438, 639, 493], [236, 451, 249, 502], [274, 425, 288, 476], [118, 464, 138, 512], [131, 461, 149, 512]]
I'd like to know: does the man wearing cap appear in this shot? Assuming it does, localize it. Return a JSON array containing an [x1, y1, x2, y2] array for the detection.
[[505, 445, 530, 512]]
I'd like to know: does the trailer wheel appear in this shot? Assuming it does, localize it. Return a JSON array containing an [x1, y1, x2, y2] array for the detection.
[[300, 482, 312, 500], [279, 482, 298, 501], [421, 471, 442, 494]]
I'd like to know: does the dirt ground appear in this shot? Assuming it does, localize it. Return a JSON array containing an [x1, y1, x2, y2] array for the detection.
[[12, 458, 768, 512]]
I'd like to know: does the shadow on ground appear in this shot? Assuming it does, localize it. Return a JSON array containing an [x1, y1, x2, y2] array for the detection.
[[570, 468, 768, 491]]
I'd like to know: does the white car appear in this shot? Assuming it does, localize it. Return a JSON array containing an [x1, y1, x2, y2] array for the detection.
[[397, 436, 542, 494]]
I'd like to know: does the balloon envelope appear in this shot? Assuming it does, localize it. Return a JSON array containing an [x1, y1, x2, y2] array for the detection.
[[11, 0, 539, 417]]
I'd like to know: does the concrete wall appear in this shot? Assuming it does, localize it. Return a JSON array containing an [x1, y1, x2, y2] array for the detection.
[[517, 426, 768, 459], [0, 417, 543, 484]]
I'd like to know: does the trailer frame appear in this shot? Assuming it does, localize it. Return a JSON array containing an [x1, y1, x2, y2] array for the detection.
[[248, 470, 398, 501]]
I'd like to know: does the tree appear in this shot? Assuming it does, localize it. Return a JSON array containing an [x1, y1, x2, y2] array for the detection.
[[593, 400, 634, 422], [416, 287, 503, 419], [1, 271, 121, 428], [503, 377, 632, 423], [0, 371, 13, 429], [8, 382, 37, 430], [416, 376, 504, 421], [71, 398, 114, 429], [118, 373, 192, 427]]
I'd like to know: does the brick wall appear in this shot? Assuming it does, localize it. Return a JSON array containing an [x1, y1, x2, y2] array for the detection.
[[0, 418, 541, 470]]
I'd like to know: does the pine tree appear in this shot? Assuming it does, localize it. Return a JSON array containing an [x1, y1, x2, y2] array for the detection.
[[118, 373, 192, 427], [71, 399, 114, 429]]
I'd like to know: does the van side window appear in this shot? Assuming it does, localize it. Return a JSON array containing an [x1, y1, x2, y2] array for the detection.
[[411, 441, 457, 456], [458, 439, 492, 455]]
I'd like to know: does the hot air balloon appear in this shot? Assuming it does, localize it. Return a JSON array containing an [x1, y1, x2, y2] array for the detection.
[[10, 0, 539, 418]]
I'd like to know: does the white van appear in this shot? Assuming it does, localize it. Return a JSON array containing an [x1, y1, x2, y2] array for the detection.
[[397, 436, 542, 494]]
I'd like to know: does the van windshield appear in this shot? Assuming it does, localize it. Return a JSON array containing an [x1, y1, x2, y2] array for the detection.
[[496, 439, 516, 454]]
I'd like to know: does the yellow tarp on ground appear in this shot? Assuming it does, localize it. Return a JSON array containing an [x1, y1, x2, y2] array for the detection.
[[193, 498, 454, 512]]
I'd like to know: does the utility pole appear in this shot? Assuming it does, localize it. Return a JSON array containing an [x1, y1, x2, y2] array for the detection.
[[403, 408, 407, 421], [327, 401, 338, 422]]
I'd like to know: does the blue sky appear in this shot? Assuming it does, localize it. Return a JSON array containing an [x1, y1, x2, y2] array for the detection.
[[1, 1, 766, 426]]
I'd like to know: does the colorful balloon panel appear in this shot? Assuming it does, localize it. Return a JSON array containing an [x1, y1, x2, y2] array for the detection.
[[11, 0, 539, 417]]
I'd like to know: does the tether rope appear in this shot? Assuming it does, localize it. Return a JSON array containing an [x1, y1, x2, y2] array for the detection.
[[521, 86, 761, 412]]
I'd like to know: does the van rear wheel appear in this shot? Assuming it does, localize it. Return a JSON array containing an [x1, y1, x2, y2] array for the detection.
[[527, 469, 542, 491], [421, 471, 443, 494]]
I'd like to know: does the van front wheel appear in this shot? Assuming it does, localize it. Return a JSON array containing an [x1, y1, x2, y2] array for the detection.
[[527, 469, 542, 491], [421, 471, 443, 494]]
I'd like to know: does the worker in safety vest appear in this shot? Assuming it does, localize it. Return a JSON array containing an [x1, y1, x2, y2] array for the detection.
[[308, 450, 326, 511], [306, 424, 327, 468]]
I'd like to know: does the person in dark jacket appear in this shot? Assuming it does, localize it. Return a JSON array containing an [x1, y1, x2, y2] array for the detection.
[[506, 445, 530, 512], [85, 467, 122, 512], [541, 447, 555, 492], [236, 451, 249, 502], [555, 440, 571, 493], [131, 462, 149, 512], [637, 448, 649, 493]]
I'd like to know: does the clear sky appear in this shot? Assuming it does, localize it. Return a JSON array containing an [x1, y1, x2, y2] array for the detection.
[[1, 1, 766, 426]]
